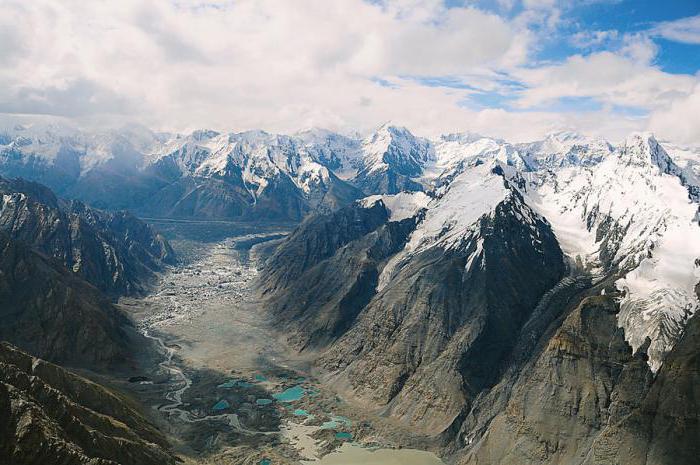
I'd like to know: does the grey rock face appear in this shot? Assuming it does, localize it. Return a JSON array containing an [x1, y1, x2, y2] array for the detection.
[[260, 200, 391, 294], [353, 168, 425, 196], [262, 187, 566, 434], [0, 343, 175, 465], [0, 231, 137, 368], [0, 176, 175, 296], [456, 295, 652, 465], [454, 291, 700, 465], [583, 305, 700, 465], [261, 201, 416, 348]]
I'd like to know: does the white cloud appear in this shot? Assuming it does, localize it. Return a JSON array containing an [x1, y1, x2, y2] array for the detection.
[[513, 48, 695, 110], [0, 0, 522, 130], [0, 0, 698, 145], [649, 84, 700, 145], [651, 14, 700, 45], [570, 29, 618, 49]]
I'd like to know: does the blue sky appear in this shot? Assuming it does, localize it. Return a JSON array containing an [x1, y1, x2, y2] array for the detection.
[[437, 0, 700, 116], [0, 0, 699, 143]]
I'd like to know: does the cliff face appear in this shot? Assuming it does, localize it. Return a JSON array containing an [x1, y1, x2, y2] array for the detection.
[[455, 296, 651, 465], [0, 343, 175, 465], [0, 176, 175, 296], [455, 292, 700, 465], [583, 298, 700, 465], [0, 231, 137, 368], [261, 185, 567, 434]]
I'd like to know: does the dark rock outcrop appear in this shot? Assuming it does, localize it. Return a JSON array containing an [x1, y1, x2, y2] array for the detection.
[[0, 176, 175, 296], [261, 202, 417, 348], [262, 188, 566, 433], [0, 231, 137, 368], [0, 343, 175, 465]]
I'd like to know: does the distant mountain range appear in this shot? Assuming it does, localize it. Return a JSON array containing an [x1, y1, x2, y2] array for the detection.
[[5, 121, 696, 223]]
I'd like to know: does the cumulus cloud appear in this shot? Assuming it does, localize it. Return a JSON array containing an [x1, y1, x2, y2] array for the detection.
[[649, 84, 700, 145], [0, 0, 529, 132], [650, 14, 700, 45], [0, 0, 698, 144], [570, 29, 619, 49], [513, 47, 695, 110]]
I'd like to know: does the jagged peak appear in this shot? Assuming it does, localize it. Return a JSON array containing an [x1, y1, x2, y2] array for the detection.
[[365, 122, 417, 143], [617, 131, 678, 173]]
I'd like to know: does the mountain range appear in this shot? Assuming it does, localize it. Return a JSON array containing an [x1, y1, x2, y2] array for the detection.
[[257, 127, 700, 463], [1, 119, 700, 464]]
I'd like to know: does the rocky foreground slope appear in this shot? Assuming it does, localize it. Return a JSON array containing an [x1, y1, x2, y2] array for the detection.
[[0, 180, 175, 462], [0, 177, 173, 369], [0, 342, 175, 465]]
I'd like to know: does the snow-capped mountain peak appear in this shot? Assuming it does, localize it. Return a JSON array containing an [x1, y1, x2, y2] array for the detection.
[[618, 132, 673, 169], [360, 124, 433, 176], [525, 133, 700, 370]]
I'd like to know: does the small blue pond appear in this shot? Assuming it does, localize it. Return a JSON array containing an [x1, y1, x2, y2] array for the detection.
[[293, 409, 310, 416], [259, 459, 271, 465], [212, 399, 230, 411], [272, 385, 305, 402], [255, 374, 268, 382], [335, 432, 352, 440], [256, 398, 273, 406]]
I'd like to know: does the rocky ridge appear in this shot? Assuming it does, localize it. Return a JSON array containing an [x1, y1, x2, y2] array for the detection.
[[0, 176, 175, 296], [0, 342, 175, 465]]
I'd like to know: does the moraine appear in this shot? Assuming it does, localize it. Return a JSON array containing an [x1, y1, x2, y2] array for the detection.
[[118, 225, 445, 464]]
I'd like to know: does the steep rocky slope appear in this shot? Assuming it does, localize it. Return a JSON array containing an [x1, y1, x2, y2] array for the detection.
[[455, 295, 651, 465], [0, 342, 175, 465], [259, 129, 699, 461], [585, 297, 700, 465], [262, 162, 567, 433], [0, 231, 138, 367], [259, 199, 418, 348], [455, 288, 700, 465], [0, 176, 175, 296]]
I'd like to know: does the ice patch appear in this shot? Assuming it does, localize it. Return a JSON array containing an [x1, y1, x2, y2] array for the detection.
[[359, 191, 430, 222]]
